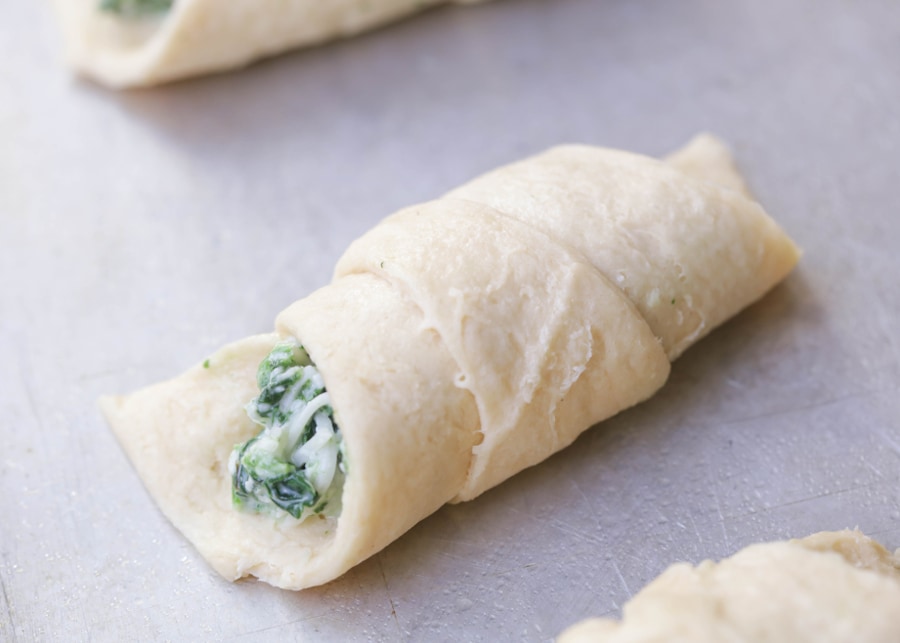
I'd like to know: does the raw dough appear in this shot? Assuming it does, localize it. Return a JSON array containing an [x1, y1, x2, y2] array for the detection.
[[557, 530, 900, 643], [101, 134, 799, 589], [53, 0, 482, 88]]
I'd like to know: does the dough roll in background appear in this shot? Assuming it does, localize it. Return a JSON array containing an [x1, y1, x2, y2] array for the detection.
[[557, 530, 900, 643], [101, 134, 800, 590], [52, 0, 481, 88]]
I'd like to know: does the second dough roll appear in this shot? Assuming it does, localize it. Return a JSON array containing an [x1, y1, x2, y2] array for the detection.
[[53, 0, 480, 87], [557, 530, 900, 642]]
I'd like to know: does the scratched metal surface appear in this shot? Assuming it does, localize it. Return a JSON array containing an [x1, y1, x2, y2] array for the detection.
[[2, 0, 900, 640]]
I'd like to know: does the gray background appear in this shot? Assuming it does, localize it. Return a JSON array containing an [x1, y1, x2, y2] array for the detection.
[[2, 0, 900, 640]]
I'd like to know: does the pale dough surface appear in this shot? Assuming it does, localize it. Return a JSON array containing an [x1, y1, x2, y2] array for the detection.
[[102, 135, 799, 589], [446, 134, 796, 359], [53, 0, 481, 87], [334, 200, 669, 500], [557, 530, 900, 643]]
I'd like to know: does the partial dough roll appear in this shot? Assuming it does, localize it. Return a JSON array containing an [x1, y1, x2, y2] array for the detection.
[[101, 134, 800, 589], [558, 530, 900, 643], [53, 0, 480, 88]]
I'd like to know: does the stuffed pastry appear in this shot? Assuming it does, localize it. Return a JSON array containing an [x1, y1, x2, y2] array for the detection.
[[53, 0, 482, 88], [557, 530, 900, 642], [101, 134, 800, 589]]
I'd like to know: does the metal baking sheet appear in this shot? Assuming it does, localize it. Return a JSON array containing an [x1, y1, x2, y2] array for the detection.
[[2, 0, 899, 640]]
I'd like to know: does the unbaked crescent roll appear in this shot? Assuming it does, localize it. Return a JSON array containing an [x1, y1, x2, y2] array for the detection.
[[101, 134, 799, 589], [52, 0, 481, 88], [557, 530, 900, 642]]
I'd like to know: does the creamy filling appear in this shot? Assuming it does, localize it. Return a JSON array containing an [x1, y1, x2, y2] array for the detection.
[[229, 339, 346, 521], [98, 0, 173, 18]]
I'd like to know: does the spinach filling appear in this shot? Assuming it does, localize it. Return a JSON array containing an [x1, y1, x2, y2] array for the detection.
[[228, 339, 346, 521], [99, 0, 173, 17]]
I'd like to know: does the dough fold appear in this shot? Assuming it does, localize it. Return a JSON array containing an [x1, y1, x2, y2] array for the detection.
[[53, 0, 480, 88], [333, 200, 670, 500], [557, 530, 900, 643], [102, 134, 799, 589], [446, 135, 796, 359]]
